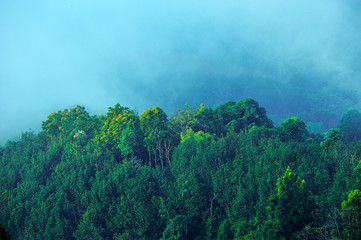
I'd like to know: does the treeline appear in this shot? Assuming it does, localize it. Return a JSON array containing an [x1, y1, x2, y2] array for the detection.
[[1, 99, 361, 239]]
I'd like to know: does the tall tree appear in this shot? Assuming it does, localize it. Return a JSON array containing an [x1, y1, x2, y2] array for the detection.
[[214, 98, 273, 135], [341, 189, 361, 240], [140, 106, 174, 169], [170, 104, 196, 134], [279, 117, 308, 142], [263, 167, 313, 240], [96, 104, 141, 157]]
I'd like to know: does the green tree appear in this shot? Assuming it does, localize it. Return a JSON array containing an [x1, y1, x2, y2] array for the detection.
[[263, 167, 313, 240], [341, 189, 361, 239], [161, 215, 199, 240], [140, 106, 173, 168], [323, 128, 343, 146], [279, 117, 308, 142], [3, 98, 361, 240], [96, 104, 141, 155], [216, 219, 233, 240], [170, 104, 197, 134], [73, 205, 104, 240], [192, 104, 216, 134], [41, 105, 98, 140], [118, 122, 144, 162], [338, 109, 361, 144], [214, 99, 272, 135]]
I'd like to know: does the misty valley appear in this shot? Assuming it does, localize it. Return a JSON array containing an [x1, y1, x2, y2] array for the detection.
[[1, 99, 361, 239]]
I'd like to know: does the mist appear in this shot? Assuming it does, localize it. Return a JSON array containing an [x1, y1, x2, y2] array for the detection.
[[1, 0, 361, 145]]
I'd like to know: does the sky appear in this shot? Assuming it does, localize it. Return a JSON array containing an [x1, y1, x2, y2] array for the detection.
[[1, 0, 361, 145]]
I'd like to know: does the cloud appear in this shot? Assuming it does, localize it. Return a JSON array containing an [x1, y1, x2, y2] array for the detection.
[[1, 0, 361, 144]]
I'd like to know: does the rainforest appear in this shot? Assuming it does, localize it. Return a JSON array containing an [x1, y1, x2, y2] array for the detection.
[[1, 100, 361, 239], [2, 0, 361, 239]]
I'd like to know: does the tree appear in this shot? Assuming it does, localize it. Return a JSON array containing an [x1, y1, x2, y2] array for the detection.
[[263, 167, 313, 240], [41, 111, 63, 136], [118, 122, 143, 161], [323, 128, 343, 146], [140, 106, 173, 168], [341, 189, 361, 239], [279, 117, 308, 142], [192, 104, 216, 134], [170, 104, 196, 134], [338, 109, 361, 144], [216, 219, 233, 240], [73, 205, 104, 240], [41, 105, 101, 143], [161, 215, 199, 240], [96, 104, 141, 155], [214, 99, 273, 135], [4, 98, 361, 240]]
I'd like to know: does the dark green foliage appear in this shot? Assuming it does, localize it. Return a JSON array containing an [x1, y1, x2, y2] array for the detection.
[[279, 117, 308, 142], [0, 99, 360, 239], [140, 106, 176, 169], [341, 189, 361, 239], [214, 99, 273, 135], [216, 219, 233, 240], [323, 128, 343, 146], [263, 167, 314, 240], [161, 215, 199, 240], [192, 99, 273, 136], [0, 224, 12, 240]]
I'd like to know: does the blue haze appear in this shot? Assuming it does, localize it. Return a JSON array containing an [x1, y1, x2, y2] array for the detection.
[[1, 0, 361, 144]]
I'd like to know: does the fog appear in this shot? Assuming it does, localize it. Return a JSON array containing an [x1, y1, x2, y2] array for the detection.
[[1, 0, 361, 145]]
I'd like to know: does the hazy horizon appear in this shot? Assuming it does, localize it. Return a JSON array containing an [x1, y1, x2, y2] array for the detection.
[[1, 0, 361, 145]]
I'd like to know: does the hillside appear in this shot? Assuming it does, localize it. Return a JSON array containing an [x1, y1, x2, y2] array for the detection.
[[1, 99, 361, 239]]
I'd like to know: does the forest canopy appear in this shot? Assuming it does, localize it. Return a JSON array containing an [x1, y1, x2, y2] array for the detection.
[[1, 99, 361, 239]]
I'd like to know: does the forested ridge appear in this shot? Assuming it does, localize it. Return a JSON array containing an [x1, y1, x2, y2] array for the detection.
[[1, 99, 361, 240]]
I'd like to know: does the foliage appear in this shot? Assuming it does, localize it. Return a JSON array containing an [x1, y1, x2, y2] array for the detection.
[[0, 223, 12, 240], [96, 104, 138, 150], [338, 109, 361, 144], [0, 98, 360, 239], [279, 117, 308, 142], [341, 189, 361, 239], [140, 106, 175, 168], [263, 167, 314, 240]]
